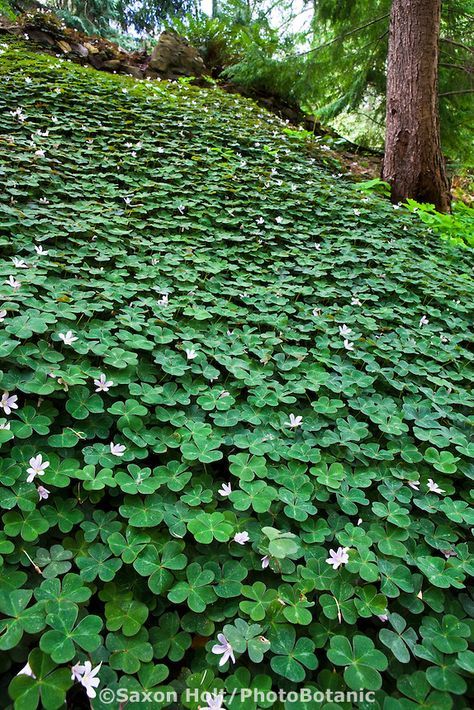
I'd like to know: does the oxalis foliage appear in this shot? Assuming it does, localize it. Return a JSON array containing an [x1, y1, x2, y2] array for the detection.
[[0, 40, 473, 710]]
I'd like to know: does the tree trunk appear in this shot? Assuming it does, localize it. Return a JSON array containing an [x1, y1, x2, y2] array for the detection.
[[382, 0, 451, 212]]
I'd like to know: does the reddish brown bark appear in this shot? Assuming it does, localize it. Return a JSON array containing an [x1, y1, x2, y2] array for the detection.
[[382, 0, 451, 212]]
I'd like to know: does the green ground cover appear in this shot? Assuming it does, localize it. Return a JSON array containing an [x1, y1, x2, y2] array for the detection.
[[0, 41, 473, 709]]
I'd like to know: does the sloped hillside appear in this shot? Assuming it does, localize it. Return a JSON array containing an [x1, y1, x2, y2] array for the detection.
[[0, 40, 473, 709]]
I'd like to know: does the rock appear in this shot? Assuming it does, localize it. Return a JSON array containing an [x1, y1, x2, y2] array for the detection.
[[57, 39, 72, 53], [71, 43, 88, 58], [84, 42, 99, 55], [24, 27, 56, 46], [148, 31, 205, 78], [102, 59, 122, 72], [120, 65, 143, 79]]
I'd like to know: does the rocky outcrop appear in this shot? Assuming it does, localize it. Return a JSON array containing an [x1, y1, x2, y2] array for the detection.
[[148, 32, 205, 79], [0, 11, 206, 82]]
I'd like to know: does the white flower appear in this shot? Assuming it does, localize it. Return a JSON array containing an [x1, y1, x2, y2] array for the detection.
[[211, 633, 235, 666], [427, 478, 445, 494], [12, 257, 28, 268], [202, 692, 226, 710], [351, 296, 362, 306], [339, 324, 352, 337], [343, 339, 354, 351], [71, 661, 102, 699], [37, 485, 50, 501], [34, 149, 45, 158], [5, 275, 20, 289], [419, 315, 429, 327], [110, 442, 126, 456], [378, 614, 389, 622], [26, 454, 50, 483], [71, 662, 85, 682], [185, 348, 197, 360], [325, 546, 350, 570], [286, 413, 303, 428], [219, 390, 230, 398], [234, 531, 250, 545], [34, 245, 49, 255], [0, 391, 18, 415], [408, 480, 420, 490], [0, 309, 7, 322], [17, 662, 36, 678], [353, 209, 361, 216], [314, 243, 321, 250], [58, 331, 78, 345], [261, 555, 270, 569], [218, 482, 232, 496], [256, 217, 265, 225], [94, 374, 114, 392], [275, 216, 284, 224], [0, 420, 11, 430], [312, 308, 321, 317], [226, 329, 234, 336], [157, 293, 169, 306]]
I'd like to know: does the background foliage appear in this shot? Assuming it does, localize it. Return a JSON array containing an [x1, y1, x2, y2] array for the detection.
[[0, 39, 473, 709]]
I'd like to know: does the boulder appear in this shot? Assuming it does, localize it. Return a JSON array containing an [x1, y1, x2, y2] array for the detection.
[[102, 59, 122, 72], [121, 65, 144, 79], [148, 31, 205, 78]]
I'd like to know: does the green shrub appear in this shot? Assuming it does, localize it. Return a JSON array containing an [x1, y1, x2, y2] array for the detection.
[[0, 42, 473, 709], [406, 199, 474, 249]]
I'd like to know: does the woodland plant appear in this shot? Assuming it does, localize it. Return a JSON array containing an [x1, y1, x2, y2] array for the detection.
[[0, 40, 473, 709]]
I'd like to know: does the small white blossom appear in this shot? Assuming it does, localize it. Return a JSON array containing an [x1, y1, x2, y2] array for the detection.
[[211, 634, 235, 666], [37, 485, 50, 501], [427, 479, 445, 494], [326, 547, 350, 570], [26, 454, 50, 483], [110, 443, 126, 456], [34, 245, 49, 255], [419, 315, 429, 327], [312, 308, 321, 317], [0, 421, 11, 430], [343, 339, 354, 351], [218, 482, 232, 496], [219, 390, 230, 398], [202, 692, 226, 710], [339, 324, 352, 337], [378, 614, 389, 622], [351, 296, 362, 306], [408, 480, 420, 490], [58, 331, 78, 345], [185, 348, 197, 360], [94, 374, 114, 392], [0, 309, 7, 322], [275, 216, 284, 224], [71, 661, 101, 699], [34, 149, 45, 158], [261, 555, 270, 569], [157, 293, 169, 306], [0, 391, 18, 415], [286, 413, 303, 428], [353, 209, 361, 216], [234, 531, 250, 545], [12, 257, 28, 268], [5, 275, 20, 289]]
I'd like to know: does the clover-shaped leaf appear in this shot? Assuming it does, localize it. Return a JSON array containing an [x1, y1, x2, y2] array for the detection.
[[327, 635, 388, 689]]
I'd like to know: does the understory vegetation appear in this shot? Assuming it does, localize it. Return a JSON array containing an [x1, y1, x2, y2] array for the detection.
[[0, 41, 473, 709]]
